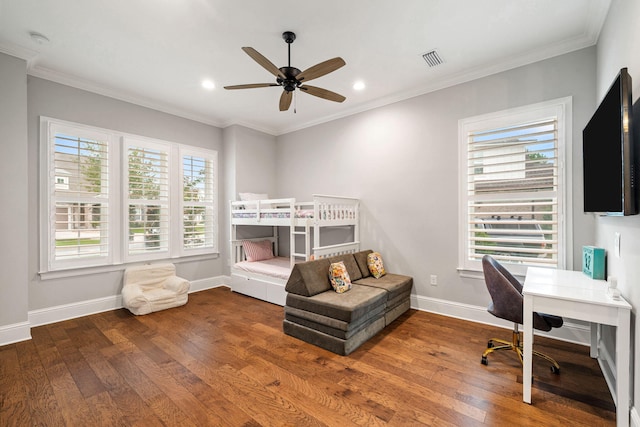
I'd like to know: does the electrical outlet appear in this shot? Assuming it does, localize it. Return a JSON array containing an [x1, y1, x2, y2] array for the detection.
[[430, 275, 437, 286], [614, 232, 621, 258]]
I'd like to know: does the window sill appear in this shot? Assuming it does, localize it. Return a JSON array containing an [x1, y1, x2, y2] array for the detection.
[[39, 252, 219, 281], [457, 267, 525, 282]]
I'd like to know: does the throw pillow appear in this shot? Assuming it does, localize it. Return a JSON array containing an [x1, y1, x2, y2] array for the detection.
[[328, 261, 352, 293], [367, 252, 386, 279], [243, 240, 274, 262]]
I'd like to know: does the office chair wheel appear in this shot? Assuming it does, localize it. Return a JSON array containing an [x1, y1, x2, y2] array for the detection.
[[481, 355, 488, 365], [551, 365, 560, 374]]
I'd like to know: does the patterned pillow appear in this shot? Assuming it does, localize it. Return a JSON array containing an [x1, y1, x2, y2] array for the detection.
[[367, 252, 386, 279], [243, 240, 274, 262], [328, 261, 352, 293]]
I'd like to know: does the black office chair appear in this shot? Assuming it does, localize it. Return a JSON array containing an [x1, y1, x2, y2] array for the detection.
[[480, 255, 563, 374]]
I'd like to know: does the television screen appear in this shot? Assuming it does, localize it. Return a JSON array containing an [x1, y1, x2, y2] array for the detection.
[[582, 68, 636, 215]]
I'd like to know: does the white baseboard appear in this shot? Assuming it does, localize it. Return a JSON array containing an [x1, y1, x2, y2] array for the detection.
[[29, 295, 123, 328], [631, 406, 639, 427], [0, 281, 598, 351], [190, 275, 229, 292], [0, 321, 31, 345], [27, 275, 230, 331], [410, 294, 591, 346]]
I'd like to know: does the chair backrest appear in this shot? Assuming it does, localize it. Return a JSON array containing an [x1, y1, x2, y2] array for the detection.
[[482, 255, 554, 331], [482, 255, 524, 325], [124, 263, 176, 290]]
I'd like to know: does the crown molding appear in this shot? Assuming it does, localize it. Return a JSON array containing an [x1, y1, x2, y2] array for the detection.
[[0, 40, 40, 65], [276, 31, 599, 136], [27, 65, 227, 129]]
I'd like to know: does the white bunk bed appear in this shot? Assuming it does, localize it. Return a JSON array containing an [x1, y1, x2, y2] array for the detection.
[[230, 194, 360, 305]]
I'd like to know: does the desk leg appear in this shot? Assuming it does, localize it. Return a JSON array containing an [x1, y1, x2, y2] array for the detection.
[[523, 294, 533, 404], [590, 322, 598, 358], [616, 309, 630, 427]]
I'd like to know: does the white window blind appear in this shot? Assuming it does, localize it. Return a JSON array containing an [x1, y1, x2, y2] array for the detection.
[[181, 150, 217, 253], [467, 119, 558, 266], [48, 125, 110, 269], [459, 98, 570, 274], [126, 140, 170, 258]]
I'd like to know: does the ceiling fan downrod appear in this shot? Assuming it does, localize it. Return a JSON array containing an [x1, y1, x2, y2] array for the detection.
[[280, 31, 299, 92]]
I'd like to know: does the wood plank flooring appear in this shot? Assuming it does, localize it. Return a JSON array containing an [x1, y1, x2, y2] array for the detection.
[[1, 287, 615, 426]]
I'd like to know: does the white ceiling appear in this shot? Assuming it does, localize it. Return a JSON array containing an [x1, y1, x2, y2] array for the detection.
[[0, 0, 611, 135]]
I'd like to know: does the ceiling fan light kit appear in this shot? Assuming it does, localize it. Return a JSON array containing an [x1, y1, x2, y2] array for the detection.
[[224, 31, 346, 112]]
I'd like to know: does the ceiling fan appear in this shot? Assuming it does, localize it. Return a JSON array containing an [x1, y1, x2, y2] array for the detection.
[[224, 31, 346, 112]]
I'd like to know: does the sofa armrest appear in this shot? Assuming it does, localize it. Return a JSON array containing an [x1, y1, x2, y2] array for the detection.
[[122, 285, 147, 308], [163, 276, 190, 294]]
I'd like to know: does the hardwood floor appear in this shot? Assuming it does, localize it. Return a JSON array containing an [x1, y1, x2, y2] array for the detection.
[[1, 287, 615, 426]]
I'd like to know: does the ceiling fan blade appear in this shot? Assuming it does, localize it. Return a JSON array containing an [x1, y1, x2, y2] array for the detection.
[[242, 47, 286, 79], [297, 57, 346, 83], [224, 83, 279, 90], [299, 85, 346, 103], [279, 91, 293, 111]]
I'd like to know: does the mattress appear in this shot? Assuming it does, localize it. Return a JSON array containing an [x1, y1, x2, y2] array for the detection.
[[233, 256, 292, 280]]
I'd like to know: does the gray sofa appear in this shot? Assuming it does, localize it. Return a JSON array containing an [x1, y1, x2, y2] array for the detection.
[[283, 249, 413, 355]]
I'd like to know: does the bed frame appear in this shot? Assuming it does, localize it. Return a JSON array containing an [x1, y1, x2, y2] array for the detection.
[[230, 194, 360, 305]]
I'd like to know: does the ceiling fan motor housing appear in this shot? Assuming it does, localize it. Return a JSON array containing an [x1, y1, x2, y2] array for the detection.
[[282, 31, 296, 44], [278, 66, 301, 92]]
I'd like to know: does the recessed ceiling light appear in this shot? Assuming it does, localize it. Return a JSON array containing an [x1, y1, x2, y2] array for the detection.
[[201, 79, 215, 90], [353, 81, 365, 91], [29, 31, 50, 45]]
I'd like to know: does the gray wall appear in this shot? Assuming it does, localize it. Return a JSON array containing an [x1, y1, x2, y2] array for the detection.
[[27, 77, 226, 311], [276, 47, 596, 309], [0, 53, 29, 335], [593, 0, 640, 417], [222, 124, 277, 273]]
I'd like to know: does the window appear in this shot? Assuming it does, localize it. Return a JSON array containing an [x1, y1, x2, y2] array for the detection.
[[42, 121, 114, 271], [180, 148, 217, 255], [125, 138, 170, 260], [40, 117, 218, 274], [458, 98, 571, 275]]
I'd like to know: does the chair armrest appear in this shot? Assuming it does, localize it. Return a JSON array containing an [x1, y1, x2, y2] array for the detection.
[[122, 285, 147, 308], [163, 276, 190, 294]]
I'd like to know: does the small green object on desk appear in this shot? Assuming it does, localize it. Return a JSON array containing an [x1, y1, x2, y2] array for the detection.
[[582, 246, 605, 280]]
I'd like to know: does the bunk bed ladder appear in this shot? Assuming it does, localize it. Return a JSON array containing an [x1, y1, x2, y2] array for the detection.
[[291, 222, 311, 266]]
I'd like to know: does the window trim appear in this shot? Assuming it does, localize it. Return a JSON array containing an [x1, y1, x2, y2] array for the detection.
[[457, 97, 573, 276], [39, 117, 219, 277]]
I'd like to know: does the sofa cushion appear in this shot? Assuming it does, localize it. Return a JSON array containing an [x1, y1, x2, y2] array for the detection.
[[327, 254, 362, 281], [283, 317, 386, 356], [285, 303, 386, 340], [284, 303, 386, 334], [285, 258, 332, 297], [353, 250, 374, 278], [285, 284, 387, 323], [329, 261, 352, 293], [355, 273, 413, 301]]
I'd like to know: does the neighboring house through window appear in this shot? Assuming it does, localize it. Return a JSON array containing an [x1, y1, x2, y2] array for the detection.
[[458, 98, 572, 276]]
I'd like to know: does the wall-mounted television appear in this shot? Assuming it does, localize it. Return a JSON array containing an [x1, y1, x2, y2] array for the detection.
[[583, 67, 638, 216]]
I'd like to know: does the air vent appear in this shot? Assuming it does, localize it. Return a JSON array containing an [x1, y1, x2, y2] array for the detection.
[[422, 49, 444, 67]]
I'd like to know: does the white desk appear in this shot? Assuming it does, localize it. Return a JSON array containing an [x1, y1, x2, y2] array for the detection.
[[523, 267, 631, 427]]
